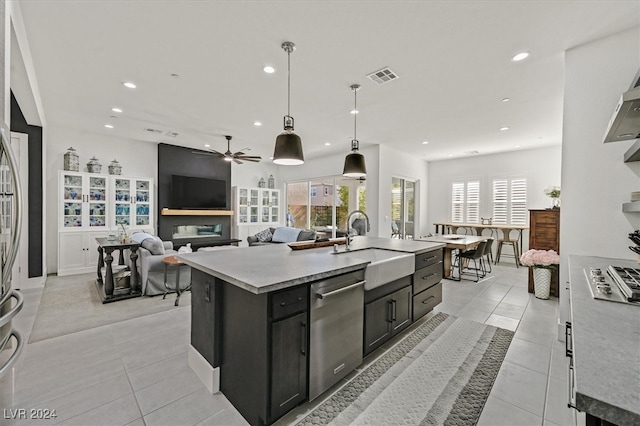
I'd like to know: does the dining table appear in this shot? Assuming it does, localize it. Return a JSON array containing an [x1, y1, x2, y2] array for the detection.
[[432, 221, 529, 256], [416, 235, 487, 280]]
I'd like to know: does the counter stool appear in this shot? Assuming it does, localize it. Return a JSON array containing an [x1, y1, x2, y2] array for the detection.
[[162, 255, 191, 306], [494, 228, 520, 268]]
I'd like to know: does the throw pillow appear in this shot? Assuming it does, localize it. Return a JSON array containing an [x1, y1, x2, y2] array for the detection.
[[255, 228, 273, 242], [271, 227, 302, 243], [141, 238, 165, 255]]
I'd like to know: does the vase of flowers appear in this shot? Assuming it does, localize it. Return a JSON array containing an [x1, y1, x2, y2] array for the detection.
[[544, 186, 561, 209], [520, 249, 560, 299]]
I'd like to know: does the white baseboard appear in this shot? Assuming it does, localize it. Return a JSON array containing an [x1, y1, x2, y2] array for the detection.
[[188, 345, 220, 394]]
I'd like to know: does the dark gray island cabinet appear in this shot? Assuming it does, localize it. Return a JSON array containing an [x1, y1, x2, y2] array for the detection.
[[180, 237, 444, 426]]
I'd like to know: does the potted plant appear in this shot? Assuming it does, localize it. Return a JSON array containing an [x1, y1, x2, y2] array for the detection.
[[544, 185, 561, 209], [520, 249, 560, 299]]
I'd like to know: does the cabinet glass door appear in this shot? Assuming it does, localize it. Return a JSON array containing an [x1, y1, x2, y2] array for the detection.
[[250, 189, 259, 207], [114, 178, 131, 226], [250, 206, 259, 223], [134, 179, 151, 226], [261, 206, 269, 222], [239, 206, 248, 223], [270, 190, 279, 223], [88, 176, 107, 227], [62, 173, 83, 228]]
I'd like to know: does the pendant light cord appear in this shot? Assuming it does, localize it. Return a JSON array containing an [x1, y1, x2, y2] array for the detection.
[[353, 88, 357, 143], [287, 49, 291, 117]]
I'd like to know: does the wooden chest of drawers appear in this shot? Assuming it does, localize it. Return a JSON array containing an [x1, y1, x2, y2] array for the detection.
[[528, 209, 560, 297]]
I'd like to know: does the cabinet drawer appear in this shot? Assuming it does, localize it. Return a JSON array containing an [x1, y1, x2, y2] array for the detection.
[[413, 262, 442, 294], [271, 285, 308, 320], [413, 282, 442, 321], [415, 249, 443, 270]]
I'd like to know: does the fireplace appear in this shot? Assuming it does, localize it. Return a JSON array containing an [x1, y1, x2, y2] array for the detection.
[[172, 224, 222, 240]]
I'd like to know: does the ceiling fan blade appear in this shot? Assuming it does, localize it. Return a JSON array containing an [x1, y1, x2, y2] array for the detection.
[[192, 151, 216, 156], [233, 158, 242, 164], [240, 158, 261, 163], [236, 155, 262, 160], [233, 151, 246, 156]]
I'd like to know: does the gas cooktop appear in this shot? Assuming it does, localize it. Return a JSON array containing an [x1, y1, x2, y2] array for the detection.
[[584, 267, 640, 305]]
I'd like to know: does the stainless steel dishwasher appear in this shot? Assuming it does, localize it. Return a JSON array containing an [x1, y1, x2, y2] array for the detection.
[[309, 270, 365, 401]]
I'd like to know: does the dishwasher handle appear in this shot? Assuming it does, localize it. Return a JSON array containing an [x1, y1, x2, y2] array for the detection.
[[315, 280, 365, 299]]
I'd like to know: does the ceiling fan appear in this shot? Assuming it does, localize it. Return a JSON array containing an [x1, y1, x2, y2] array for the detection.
[[199, 135, 262, 164]]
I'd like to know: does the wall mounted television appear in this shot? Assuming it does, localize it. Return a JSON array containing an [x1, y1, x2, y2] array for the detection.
[[171, 175, 227, 209]]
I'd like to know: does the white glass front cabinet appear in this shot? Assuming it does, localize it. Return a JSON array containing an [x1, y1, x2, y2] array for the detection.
[[110, 176, 154, 229], [59, 171, 109, 230], [234, 186, 280, 226]]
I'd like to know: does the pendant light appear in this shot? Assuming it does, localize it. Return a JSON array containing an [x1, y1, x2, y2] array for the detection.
[[273, 41, 304, 165], [343, 84, 367, 178]]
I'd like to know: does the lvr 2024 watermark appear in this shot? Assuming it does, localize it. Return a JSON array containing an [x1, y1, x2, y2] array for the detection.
[[3, 408, 57, 419]]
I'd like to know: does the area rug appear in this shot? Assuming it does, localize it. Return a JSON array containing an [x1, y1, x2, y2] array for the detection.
[[28, 273, 190, 343], [297, 312, 513, 426]]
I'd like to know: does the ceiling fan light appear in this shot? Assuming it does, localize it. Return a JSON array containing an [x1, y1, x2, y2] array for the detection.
[[273, 131, 304, 165], [343, 151, 367, 178], [224, 157, 233, 162]]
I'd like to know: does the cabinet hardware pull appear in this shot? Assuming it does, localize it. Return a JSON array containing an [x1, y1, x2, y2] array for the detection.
[[387, 300, 394, 323], [316, 280, 365, 299], [391, 299, 397, 321], [422, 273, 436, 280], [565, 321, 573, 358], [567, 356, 578, 410], [421, 295, 436, 304], [423, 255, 437, 262], [300, 321, 307, 355]]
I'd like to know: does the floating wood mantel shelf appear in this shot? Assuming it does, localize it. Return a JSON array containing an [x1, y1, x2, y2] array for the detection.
[[161, 209, 234, 216]]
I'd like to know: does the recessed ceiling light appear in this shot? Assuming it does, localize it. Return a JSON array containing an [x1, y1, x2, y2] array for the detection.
[[204, 144, 210, 148], [104, 124, 114, 129], [350, 109, 359, 115], [422, 141, 429, 145], [448, 154, 454, 157], [263, 66, 275, 74], [253, 121, 262, 126], [511, 52, 529, 62], [112, 107, 123, 113], [123, 82, 136, 89], [502, 98, 510, 102], [500, 126, 510, 131], [324, 142, 331, 146], [514, 145, 521, 148]]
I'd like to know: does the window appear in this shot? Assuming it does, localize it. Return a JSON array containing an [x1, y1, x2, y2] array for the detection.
[[492, 177, 527, 225], [451, 180, 480, 223], [324, 186, 330, 196], [310, 187, 317, 197]]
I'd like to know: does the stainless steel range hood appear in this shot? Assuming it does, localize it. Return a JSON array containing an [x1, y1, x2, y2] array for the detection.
[[603, 70, 640, 143]]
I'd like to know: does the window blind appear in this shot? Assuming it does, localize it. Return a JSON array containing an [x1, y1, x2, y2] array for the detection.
[[466, 180, 480, 223], [451, 182, 464, 223]]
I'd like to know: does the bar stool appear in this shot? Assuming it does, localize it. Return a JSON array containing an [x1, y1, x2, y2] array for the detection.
[[494, 228, 520, 268]]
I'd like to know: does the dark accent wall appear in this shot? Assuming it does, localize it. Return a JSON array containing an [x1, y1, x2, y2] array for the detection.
[[157, 143, 232, 249], [10, 92, 43, 278]]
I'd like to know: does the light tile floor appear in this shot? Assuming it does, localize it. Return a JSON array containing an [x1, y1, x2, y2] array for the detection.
[[0, 263, 584, 425]]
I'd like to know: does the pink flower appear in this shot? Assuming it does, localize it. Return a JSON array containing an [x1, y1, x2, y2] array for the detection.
[[520, 249, 560, 267]]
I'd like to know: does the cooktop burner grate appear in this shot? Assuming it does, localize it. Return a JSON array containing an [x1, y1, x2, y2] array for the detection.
[[607, 265, 640, 302]]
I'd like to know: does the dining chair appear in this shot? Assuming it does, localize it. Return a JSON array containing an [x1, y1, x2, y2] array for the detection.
[[481, 237, 494, 274], [494, 229, 520, 268], [453, 240, 487, 282]]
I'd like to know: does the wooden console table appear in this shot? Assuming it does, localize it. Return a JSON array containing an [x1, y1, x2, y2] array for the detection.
[[95, 237, 141, 303]]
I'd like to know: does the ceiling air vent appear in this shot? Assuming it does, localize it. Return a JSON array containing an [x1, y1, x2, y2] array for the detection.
[[144, 128, 163, 134], [166, 131, 179, 137], [366, 67, 399, 85], [465, 150, 480, 155]]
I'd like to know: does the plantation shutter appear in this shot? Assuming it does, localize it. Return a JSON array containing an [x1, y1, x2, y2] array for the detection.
[[466, 180, 480, 223], [451, 182, 464, 223], [510, 178, 527, 225], [492, 179, 508, 224]]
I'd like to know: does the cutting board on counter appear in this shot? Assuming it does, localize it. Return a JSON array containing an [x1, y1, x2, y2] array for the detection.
[[287, 238, 347, 250]]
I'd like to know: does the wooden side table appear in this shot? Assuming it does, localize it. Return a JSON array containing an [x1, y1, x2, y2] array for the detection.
[[162, 255, 191, 306], [95, 237, 141, 303]]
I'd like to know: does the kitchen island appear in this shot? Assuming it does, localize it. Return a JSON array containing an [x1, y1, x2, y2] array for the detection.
[[567, 255, 640, 426], [178, 236, 444, 426]]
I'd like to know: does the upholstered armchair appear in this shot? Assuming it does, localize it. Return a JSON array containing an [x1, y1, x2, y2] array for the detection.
[[129, 234, 191, 296]]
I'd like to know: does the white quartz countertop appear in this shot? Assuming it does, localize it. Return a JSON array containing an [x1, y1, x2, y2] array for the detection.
[[177, 236, 444, 294], [568, 254, 640, 425]]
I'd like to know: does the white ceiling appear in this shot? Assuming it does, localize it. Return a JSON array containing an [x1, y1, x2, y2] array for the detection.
[[14, 0, 640, 162]]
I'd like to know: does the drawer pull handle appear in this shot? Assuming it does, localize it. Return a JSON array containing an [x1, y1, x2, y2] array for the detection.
[[280, 296, 304, 307], [565, 321, 573, 358], [421, 295, 436, 304], [316, 281, 365, 299], [422, 273, 437, 280], [423, 255, 437, 262]]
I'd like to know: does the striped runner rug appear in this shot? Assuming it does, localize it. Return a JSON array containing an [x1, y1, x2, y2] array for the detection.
[[297, 312, 514, 426]]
